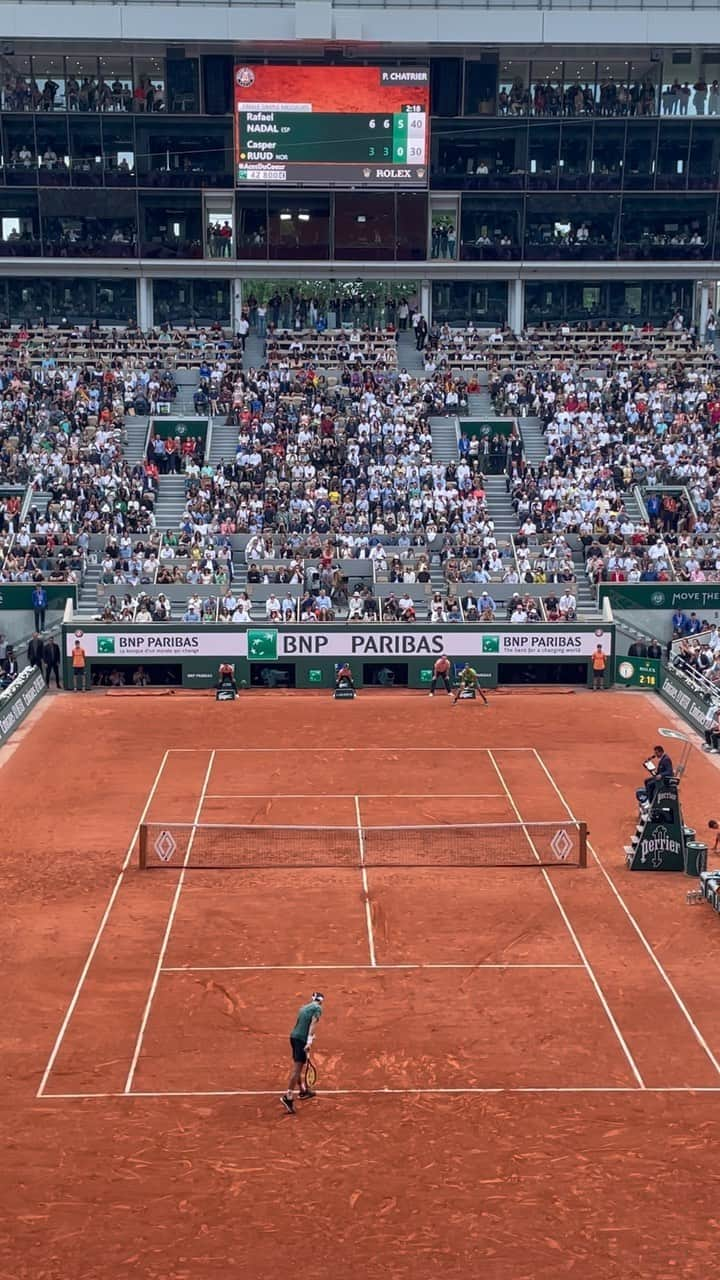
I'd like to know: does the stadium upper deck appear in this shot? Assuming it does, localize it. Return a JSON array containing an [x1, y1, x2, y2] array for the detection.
[[0, 17, 717, 329]]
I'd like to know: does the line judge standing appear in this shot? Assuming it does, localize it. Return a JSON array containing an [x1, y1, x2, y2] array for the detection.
[[27, 631, 45, 669], [43, 634, 62, 688], [428, 652, 452, 697], [71, 638, 87, 692], [591, 644, 607, 691]]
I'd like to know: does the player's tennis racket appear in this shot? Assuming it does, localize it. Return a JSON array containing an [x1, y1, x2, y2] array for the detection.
[[303, 1056, 317, 1090]]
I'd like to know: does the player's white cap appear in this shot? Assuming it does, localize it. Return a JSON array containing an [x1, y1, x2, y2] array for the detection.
[[311, 991, 324, 1003]]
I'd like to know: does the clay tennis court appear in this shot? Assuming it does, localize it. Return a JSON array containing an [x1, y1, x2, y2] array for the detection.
[[5, 688, 720, 1279]]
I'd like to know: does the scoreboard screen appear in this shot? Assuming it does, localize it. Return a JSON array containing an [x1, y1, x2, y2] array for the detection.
[[234, 65, 429, 187]]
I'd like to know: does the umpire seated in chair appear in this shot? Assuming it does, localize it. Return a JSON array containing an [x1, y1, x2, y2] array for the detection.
[[216, 662, 238, 701], [637, 743, 675, 809]]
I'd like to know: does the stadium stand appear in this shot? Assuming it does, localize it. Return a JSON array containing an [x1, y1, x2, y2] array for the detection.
[[486, 323, 720, 609], [2, 309, 720, 636]]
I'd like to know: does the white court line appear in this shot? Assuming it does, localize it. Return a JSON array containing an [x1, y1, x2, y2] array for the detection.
[[123, 749, 216, 1095], [169, 747, 535, 753], [533, 747, 720, 1081], [488, 750, 646, 1091], [355, 795, 377, 967], [39, 1085, 720, 1100], [36, 749, 171, 1099], [160, 963, 585, 972], [203, 793, 506, 800]]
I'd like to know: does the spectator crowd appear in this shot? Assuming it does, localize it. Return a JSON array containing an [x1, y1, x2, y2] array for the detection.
[[491, 323, 720, 592], [4, 313, 720, 638]]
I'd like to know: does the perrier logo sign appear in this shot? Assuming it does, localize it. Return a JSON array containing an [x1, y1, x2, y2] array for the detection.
[[247, 629, 278, 661]]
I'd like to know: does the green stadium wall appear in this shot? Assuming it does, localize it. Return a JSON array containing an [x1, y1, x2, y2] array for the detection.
[[598, 584, 720, 612], [0, 584, 77, 611], [150, 416, 209, 447], [658, 669, 715, 735]]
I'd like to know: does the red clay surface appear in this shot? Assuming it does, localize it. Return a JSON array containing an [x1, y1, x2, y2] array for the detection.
[[4, 688, 720, 1279]]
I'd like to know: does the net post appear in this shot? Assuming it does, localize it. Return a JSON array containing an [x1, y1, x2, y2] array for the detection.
[[578, 822, 588, 869], [138, 824, 148, 870]]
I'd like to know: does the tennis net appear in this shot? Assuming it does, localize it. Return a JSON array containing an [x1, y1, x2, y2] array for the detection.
[[138, 820, 587, 870]]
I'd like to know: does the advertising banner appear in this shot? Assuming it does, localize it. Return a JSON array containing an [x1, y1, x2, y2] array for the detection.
[[614, 657, 661, 689], [0, 666, 46, 746], [659, 670, 715, 734], [599, 584, 720, 612], [68, 632, 236, 659], [69, 627, 613, 662]]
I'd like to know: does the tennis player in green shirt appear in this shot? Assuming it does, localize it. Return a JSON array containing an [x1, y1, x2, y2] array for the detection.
[[281, 992, 324, 1114], [452, 663, 488, 705]]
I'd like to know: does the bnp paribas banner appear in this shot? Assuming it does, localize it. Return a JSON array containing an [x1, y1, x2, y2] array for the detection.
[[599, 584, 720, 611], [68, 628, 613, 661]]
